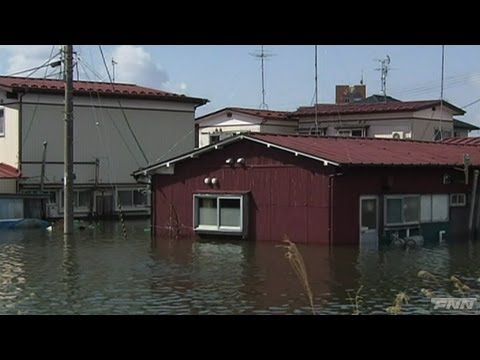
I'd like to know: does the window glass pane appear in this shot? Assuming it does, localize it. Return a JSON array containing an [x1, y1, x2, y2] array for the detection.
[[133, 190, 148, 206], [78, 191, 91, 208], [0, 108, 4, 135], [386, 198, 402, 224], [219, 198, 241, 227], [0, 199, 23, 219], [404, 196, 419, 222], [210, 135, 220, 144], [361, 199, 376, 229], [198, 197, 217, 226], [351, 129, 363, 137], [118, 191, 133, 207], [432, 194, 449, 222], [420, 195, 432, 222], [47, 192, 57, 204]]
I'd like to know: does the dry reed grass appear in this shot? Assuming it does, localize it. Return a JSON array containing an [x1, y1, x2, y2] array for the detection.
[[278, 235, 316, 315]]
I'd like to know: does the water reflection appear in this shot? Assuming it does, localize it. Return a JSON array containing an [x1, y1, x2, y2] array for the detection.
[[0, 222, 479, 315]]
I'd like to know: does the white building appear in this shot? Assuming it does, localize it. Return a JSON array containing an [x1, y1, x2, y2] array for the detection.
[[196, 99, 474, 148], [196, 108, 297, 148], [0, 76, 207, 218], [295, 98, 468, 140]]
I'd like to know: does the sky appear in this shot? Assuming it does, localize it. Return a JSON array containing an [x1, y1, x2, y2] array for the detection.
[[1, 45, 480, 127]]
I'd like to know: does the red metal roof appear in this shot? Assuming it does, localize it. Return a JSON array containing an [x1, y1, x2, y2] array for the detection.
[[196, 107, 293, 122], [441, 137, 480, 146], [0, 76, 208, 104], [294, 100, 465, 117], [249, 134, 480, 166], [0, 163, 20, 178], [227, 107, 293, 120]]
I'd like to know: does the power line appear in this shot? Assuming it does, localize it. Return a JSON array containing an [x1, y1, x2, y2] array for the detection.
[[6, 53, 61, 78], [462, 97, 480, 109], [22, 45, 60, 147], [77, 58, 142, 168], [98, 45, 149, 165]]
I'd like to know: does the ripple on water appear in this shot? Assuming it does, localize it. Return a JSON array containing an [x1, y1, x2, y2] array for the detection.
[[1, 222, 480, 315]]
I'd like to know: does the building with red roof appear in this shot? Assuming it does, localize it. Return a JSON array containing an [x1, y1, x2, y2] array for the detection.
[[134, 134, 479, 246], [0, 163, 20, 194], [0, 75, 208, 218], [196, 85, 477, 148]]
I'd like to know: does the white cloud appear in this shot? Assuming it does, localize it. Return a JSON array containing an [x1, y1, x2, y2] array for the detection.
[[163, 81, 188, 94], [111, 45, 169, 88], [0, 45, 59, 75]]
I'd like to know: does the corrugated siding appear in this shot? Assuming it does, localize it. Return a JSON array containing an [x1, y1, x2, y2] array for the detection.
[[153, 140, 332, 244], [332, 167, 471, 244], [21, 102, 195, 185]]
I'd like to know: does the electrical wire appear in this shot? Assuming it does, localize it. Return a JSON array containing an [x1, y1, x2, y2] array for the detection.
[[98, 45, 149, 165]]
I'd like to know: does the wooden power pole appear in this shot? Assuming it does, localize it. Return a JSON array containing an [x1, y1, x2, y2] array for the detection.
[[64, 45, 74, 235]]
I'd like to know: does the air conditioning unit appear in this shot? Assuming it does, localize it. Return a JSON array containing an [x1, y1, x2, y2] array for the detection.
[[46, 204, 58, 218], [391, 131, 404, 139]]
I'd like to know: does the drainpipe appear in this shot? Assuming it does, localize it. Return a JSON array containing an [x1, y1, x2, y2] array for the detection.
[[17, 92, 26, 195], [468, 169, 479, 236], [40, 141, 48, 192], [328, 170, 344, 247], [18, 92, 25, 173]]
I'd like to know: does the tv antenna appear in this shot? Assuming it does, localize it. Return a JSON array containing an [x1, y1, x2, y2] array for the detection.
[[374, 55, 391, 99], [250, 45, 275, 109]]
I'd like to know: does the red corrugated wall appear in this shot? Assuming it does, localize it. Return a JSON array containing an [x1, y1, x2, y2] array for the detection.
[[332, 167, 471, 244], [153, 141, 333, 244]]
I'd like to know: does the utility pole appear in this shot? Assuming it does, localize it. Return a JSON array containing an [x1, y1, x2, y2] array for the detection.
[[40, 141, 48, 193], [64, 45, 74, 235]]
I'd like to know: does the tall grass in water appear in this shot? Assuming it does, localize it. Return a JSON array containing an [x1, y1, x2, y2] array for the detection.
[[346, 286, 364, 315], [386, 291, 409, 315], [278, 236, 316, 315]]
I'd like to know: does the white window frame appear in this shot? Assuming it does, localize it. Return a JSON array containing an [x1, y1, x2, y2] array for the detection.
[[0, 107, 5, 137], [384, 195, 420, 226], [450, 193, 466, 207], [193, 194, 244, 234], [337, 128, 365, 137], [116, 188, 150, 210], [60, 190, 91, 212], [421, 194, 450, 223]]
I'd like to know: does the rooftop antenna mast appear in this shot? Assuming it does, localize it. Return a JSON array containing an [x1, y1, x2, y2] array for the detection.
[[438, 45, 445, 141], [112, 58, 118, 83], [375, 55, 391, 101], [250, 45, 275, 109]]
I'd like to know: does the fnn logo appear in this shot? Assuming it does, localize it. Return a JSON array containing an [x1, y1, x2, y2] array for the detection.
[[431, 298, 478, 313]]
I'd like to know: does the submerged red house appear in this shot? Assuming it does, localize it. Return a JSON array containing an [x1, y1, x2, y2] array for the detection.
[[133, 134, 480, 246]]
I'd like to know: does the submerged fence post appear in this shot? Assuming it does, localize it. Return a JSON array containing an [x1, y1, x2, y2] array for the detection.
[[468, 169, 479, 236]]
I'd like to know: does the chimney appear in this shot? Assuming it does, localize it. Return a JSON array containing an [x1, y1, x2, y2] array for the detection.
[[335, 84, 367, 104]]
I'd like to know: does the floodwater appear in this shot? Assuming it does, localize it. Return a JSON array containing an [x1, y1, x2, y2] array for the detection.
[[0, 220, 479, 315]]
